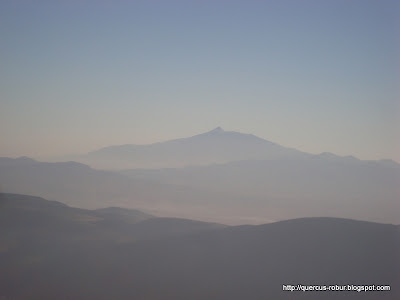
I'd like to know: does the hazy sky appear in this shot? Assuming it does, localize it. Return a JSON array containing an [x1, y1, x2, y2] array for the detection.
[[1, 0, 399, 161]]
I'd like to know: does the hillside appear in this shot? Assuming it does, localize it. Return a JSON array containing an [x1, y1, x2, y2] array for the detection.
[[0, 193, 398, 300]]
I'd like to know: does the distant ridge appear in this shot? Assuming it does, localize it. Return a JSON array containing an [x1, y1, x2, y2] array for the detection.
[[1, 151, 399, 224], [70, 128, 306, 169], [53, 128, 399, 170]]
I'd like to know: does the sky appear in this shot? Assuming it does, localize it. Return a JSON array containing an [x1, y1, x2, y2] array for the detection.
[[1, 0, 399, 161]]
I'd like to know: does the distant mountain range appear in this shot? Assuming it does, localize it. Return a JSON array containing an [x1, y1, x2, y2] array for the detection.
[[0, 156, 242, 223], [1, 149, 399, 224], [67, 127, 310, 169], [1, 128, 399, 224], [1, 193, 398, 300], [121, 153, 400, 224]]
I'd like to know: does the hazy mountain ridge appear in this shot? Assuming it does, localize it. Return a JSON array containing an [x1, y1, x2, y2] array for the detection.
[[120, 154, 400, 224], [80, 128, 399, 170], [75, 127, 310, 169], [0, 157, 254, 224], [0, 193, 398, 300], [1, 138, 399, 224], [1, 128, 399, 224]]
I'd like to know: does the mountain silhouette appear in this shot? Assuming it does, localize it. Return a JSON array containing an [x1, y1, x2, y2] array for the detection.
[[74, 127, 307, 169]]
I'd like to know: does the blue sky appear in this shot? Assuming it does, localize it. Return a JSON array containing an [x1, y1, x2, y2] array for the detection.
[[1, 0, 399, 161]]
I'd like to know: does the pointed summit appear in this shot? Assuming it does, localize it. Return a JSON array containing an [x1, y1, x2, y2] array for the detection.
[[208, 127, 224, 134]]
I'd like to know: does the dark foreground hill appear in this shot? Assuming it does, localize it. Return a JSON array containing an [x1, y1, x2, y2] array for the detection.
[[0, 194, 398, 299]]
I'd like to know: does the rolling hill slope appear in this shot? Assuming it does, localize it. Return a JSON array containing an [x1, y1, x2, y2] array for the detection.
[[0, 193, 398, 300]]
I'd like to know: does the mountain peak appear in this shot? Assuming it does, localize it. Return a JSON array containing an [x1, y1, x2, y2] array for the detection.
[[208, 127, 224, 134]]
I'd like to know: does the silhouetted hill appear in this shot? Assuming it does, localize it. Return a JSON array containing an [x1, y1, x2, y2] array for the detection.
[[0, 193, 224, 240], [73, 127, 308, 169], [0, 194, 398, 299]]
